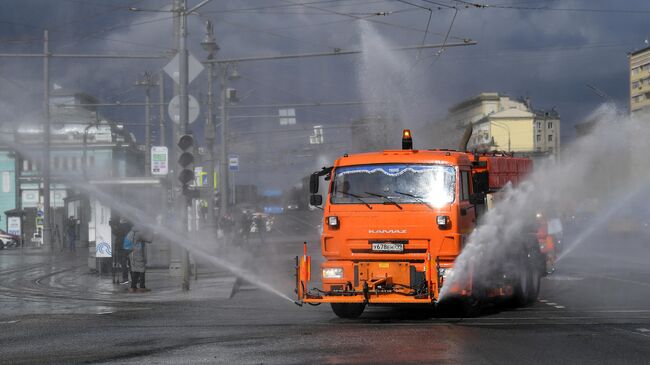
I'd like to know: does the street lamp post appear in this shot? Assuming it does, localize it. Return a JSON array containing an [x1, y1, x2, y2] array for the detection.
[[135, 72, 158, 176], [42, 30, 52, 252], [201, 20, 219, 225]]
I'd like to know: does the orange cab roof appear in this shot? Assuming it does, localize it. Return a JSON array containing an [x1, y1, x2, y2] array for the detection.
[[334, 149, 472, 167]]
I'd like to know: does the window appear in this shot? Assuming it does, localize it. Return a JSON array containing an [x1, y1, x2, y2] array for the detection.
[[536, 134, 541, 142], [632, 67, 640, 75], [645, 92, 650, 100], [548, 134, 553, 142], [331, 164, 456, 207], [633, 95, 641, 103], [537, 122, 541, 129], [633, 81, 640, 89], [460, 171, 470, 201], [22, 160, 29, 172], [53, 157, 60, 169], [547, 121, 553, 129], [71, 156, 77, 170]]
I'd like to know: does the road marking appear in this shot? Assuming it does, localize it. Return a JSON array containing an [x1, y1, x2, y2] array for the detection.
[[582, 273, 650, 289], [539, 299, 548, 303], [638, 328, 650, 333], [555, 305, 565, 309], [546, 302, 557, 306], [0, 320, 20, 324], [545, 275, 584, 281]]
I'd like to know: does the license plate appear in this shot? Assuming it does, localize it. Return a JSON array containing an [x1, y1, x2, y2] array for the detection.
[[371, 242, 404, 252]]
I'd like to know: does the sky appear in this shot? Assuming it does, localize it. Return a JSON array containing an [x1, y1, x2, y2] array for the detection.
[[0, 0, 648, 189]]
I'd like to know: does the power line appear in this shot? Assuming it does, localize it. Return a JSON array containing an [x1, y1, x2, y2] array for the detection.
[[284, 0, 467, 40], [205, 0, 381, 14], [456, 1, 650, 14]]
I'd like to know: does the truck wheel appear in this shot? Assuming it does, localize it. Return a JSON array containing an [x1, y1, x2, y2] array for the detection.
[[331, 303, 365, 319], [510, 266, 530, 308], [526, 267, 541, 304]]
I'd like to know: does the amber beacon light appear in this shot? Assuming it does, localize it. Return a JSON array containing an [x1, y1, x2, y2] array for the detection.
[[402, 129, 413, 150]]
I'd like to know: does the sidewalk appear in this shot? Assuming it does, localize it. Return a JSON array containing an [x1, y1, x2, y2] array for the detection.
[[0, 247, 238, 304]]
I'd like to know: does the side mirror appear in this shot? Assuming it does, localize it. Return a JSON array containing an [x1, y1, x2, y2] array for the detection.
[[310, 194, 323, 206], [469, 193, 485, 206], [309, 173, 319, 194]]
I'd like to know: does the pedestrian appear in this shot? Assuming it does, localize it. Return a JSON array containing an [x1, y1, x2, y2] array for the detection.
[[254, 214, 266, 246], [239, 212, 251, 245], [110, 217, 133, 285], [53, 224, 61, 251], [66, 216, 76, 252], [127, 227, 153, 292]]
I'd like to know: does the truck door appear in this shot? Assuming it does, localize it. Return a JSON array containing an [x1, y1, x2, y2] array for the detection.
[[458, 169, 476, 235]]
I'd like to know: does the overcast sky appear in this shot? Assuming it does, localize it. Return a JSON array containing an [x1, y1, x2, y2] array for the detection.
[[0, 0, 647, 189]]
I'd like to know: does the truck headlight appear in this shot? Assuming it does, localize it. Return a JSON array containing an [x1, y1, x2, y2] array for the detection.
[[437, 215, 449, 228], [322, 267, 344, 279]]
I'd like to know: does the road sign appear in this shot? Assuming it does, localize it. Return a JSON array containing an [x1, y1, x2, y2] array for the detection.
[[228, 155, 239, 171], [168, 95, 200, 124], [163, 52, 204, 85], [151, 146, 169, 175]]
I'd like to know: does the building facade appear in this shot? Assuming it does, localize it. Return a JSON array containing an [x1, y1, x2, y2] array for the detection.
[[445, 92, 560, 158], [1, 89, 144, 248], [629, 46, 650, 115]]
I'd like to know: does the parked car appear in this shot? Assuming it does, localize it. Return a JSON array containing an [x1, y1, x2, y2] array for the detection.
[[0, 229, 19, 249]]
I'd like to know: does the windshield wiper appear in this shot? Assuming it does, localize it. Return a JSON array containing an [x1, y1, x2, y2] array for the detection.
[[364, 191, 403, 210], [338, 191, 372, 209], [394, 191, 435, 211]]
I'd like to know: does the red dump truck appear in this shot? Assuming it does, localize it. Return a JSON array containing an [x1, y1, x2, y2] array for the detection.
[[295, 130, 546, 318]]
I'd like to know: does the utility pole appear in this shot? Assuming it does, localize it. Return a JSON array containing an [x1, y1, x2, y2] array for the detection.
[[135, 72, 158, 176], [174, 0, 213, 291], [42, 29, 52, 252], [219, 66, 229, 218], [178, 0, 191, 291], [201, 20, 218, 225], [158, 71, 166, 146]]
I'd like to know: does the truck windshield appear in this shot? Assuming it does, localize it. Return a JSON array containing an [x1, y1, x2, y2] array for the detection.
[[331, 164, 455, 207]]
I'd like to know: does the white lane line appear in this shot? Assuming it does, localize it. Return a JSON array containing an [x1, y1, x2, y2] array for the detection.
[[0, 320, 20, 324], [539, 299, 548, 303], [583, 273, 650, 289], [638, 328, 650, 333], [555, 305, 565, 309], [547, 302, 557, 306]]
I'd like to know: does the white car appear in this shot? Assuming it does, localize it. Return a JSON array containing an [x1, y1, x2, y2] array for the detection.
[[0, 230, 18, 249]]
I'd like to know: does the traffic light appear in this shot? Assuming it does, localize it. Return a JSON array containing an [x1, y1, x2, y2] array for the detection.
[[177, 134, 194, 194]]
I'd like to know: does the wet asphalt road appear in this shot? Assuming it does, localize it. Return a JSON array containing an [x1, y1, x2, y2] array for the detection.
[[1, 212, 649, 364]]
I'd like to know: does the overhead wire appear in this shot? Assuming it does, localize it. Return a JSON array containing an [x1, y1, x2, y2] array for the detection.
[[283, 0, 466, 40]]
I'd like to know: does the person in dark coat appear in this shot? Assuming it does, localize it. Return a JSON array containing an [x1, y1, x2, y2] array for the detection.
[[110, 217, 133, 284], [66, 216, 76, 252], [128, 227, 154, 292]]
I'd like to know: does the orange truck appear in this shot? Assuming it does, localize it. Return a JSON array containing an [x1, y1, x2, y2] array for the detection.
[[295, 130, 546, 318]]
